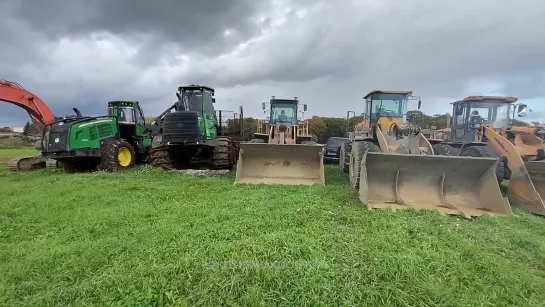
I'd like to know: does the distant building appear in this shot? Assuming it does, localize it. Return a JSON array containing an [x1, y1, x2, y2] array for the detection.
[[11, 127, 24, 133]]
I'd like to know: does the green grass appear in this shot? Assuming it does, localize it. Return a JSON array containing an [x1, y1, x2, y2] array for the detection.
[[0, 137, 36, 149], [2, 163, 545, 306], [0, 147, 39, 159], [0, 147, 39, 171]]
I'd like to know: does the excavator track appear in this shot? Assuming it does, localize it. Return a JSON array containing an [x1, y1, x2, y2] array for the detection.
[[211, 136, 237, 170], [46, 159, 59, 169], [7, 155, 48, 172]]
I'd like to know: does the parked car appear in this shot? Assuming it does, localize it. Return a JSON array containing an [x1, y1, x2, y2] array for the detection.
[[323, 137, 349, 164]]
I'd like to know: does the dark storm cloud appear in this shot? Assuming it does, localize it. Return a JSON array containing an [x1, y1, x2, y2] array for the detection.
[[2, 0, 545, 126], [499, 73, 545, 100], [9, 0, 270, 57]]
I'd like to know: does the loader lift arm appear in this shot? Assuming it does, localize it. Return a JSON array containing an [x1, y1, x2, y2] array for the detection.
[[479, 125, 545, 215], [347, 90, 510, 218], [429, 95, 545, 216], [0, 80, 56, 135]]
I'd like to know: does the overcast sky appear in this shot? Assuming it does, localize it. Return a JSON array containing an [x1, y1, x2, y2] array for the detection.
[[1, 0, 545, 127]]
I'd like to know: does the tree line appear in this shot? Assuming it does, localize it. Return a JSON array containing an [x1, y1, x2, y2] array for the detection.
[[223, 112, 533, 144], [15, 111, 533, 143]]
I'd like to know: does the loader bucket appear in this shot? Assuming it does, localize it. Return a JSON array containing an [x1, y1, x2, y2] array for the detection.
[[507, 161, 545, 216], [358, 152, 512, 218], [234, 143, 325, 185]]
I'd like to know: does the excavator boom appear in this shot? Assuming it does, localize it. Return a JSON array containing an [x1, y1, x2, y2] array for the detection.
[[0, 80, 56, 135], [0, 80, 55, 135], [0, 80, 59, 171]]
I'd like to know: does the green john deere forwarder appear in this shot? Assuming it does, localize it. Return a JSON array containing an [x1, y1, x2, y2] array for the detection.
[[149, 84, 244, 170], [41, 101, 152, 172]]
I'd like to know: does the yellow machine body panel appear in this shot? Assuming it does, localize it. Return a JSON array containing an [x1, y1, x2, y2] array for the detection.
[[235, 97, 325, 185], [350, 90, 512, 218]]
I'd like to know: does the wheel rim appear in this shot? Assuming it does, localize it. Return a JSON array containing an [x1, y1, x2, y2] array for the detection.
[[117, 147, 132, 166]]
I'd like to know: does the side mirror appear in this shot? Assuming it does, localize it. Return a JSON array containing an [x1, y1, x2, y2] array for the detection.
[[517, 104, 528, 117], [262, 102, 266, 110], [303, 104, 307, 112], [417, 100, 421, 109], [212, 98, 216, 103]]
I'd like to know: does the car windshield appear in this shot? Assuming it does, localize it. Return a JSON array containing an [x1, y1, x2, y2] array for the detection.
[[327, 138, 346, 147], [117, 107, 135, 123], [467, 101, 510, 129], [182, 90, 203, 113], [270, 102, 297, 125], [368, 93, 408, 123]]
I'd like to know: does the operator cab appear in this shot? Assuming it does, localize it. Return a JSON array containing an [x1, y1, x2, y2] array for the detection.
[[262, 96, 307, 128], [108, 101, 146, 142], [362, 90, 421, 125], [451, 95, 527, 142], [175, 85, 215, 115]]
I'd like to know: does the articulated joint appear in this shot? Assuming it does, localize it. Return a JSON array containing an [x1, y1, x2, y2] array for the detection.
[[390, 123, 421, 139]]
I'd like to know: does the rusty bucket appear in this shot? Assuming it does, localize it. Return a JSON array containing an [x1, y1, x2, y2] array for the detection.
[[234, 143, 325, 185], [358, 152, 512, 218]]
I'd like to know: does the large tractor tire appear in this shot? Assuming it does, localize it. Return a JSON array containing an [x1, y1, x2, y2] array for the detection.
[[100, 139, 136, 172], [349, 140, 379, 189], [212, 136, 237, 169], [459, 145, 505, 184], [339, 141, 351, 173], [432, 143, 460, 156], [150, 146, 175, 170]]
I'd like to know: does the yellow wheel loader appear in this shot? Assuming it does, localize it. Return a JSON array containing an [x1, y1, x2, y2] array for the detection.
[[234, 96, 325, 185], [429, 95, 545, 216], [348, 90, 511, 218]]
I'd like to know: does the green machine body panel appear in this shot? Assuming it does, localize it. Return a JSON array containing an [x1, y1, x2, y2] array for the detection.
[[42, 100, 151, 162], [68, 117, 119, 150], [177, 85, 218, 142]]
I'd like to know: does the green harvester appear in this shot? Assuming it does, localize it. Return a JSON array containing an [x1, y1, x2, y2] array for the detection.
[[41, 101, 152, 172], [149, 84, 244, 170]]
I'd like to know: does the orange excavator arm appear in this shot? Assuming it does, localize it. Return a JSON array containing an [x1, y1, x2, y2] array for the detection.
[[0, 80, 56, 135]]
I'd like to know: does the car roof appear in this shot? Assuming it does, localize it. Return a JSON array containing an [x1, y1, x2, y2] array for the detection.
[[327, 137, 347, 142]]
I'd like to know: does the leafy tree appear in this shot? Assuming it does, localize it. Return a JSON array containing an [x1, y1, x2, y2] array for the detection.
[[27, 123, 38, 135], [307, 116, 327, 143], [22, 122, 31, 135]]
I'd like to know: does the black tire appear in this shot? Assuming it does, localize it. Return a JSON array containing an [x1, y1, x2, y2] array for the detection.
[[349, 140, 379, 189], [212, 137, 237, 169], [150, 146, 174, 170], [139, 147, 151, 164], [459, 145, 505, 184], [339, 141, 351, 173], [432, 143, 460, 156], [61, 161, 81, 173], [100, 139, 136, 172], [61, 161, 97, 173]]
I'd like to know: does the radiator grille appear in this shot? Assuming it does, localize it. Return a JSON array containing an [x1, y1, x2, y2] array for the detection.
[[163, 111, 200, 143]]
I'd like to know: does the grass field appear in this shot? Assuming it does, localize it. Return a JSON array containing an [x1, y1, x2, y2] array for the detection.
[[0, 147, 39, 169], [2, 150, 545, 306]]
